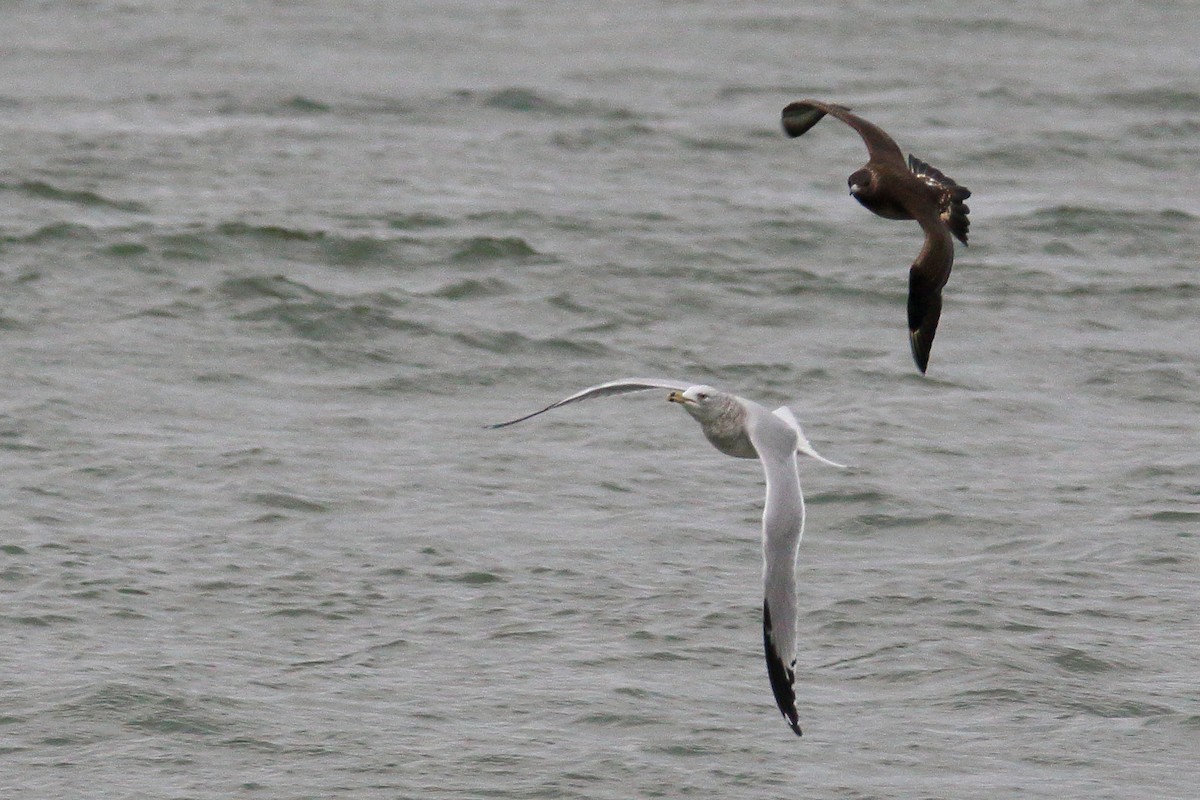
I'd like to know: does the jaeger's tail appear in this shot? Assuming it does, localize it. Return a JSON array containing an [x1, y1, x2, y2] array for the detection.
[[908, 154, 970, 246]]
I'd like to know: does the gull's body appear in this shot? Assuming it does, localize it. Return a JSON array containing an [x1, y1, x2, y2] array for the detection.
[[489, 378, 845, 736], [782, 99, 971, 373]]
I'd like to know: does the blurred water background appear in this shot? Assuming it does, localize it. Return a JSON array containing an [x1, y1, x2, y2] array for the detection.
[[1, 2, 1197, 798]]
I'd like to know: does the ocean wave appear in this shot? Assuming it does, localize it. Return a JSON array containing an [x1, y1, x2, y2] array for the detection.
[[1005, 205, 1197, 236], [552, 123, 657, 151], [388, 212, 455, 230], [217, 275, 324, 302], [464, 87, 639, 122], [101, 241, 151, 258], [1126, 118, 1200, 140], [1101, 87, 1200, 112], [205, 93, 338, 116], [922, 15, 1066, 37], [249, 491, 330, 513], [450, 235, 541, 262], [846, 511, 960, 534], [6, 180, 148, 213], [280, 95, 332, 113], [214, 222, 410, 266], [352, 367, 522, 396], [674, 134, 754, 153], [2, 222, 98, 245], [717, 84, 835, 100], [191, 87, 640, 127], [451, 330, 609, 357], [232, 299, 430, 341], [147, 223, 545, 268], [425, 277, 514, 300], [216, 221, 324, 242], [1079, 281, 1200, 300], [201, 92, 338, 117], [216, 275, 432, 341], [56, 683, 227, 738]]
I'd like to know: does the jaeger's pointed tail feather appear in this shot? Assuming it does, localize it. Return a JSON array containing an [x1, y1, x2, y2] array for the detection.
[[908, 154, 971, 245]]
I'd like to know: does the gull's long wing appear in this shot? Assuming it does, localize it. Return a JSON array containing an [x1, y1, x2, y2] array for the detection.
[[771, 406, 847, 469], [746, 408, 807, 737], [486, 378, 693, 429], [782, 99, 906, 169]]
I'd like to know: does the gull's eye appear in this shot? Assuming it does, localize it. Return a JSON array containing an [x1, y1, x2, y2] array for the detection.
[[696, 392, 709, 401]]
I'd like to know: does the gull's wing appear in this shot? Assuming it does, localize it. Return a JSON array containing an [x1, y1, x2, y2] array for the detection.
[[486, 378, 693, 429], [746, 409, 807, 737], [771, 407, 847, 469], [782, 100, 906, 169]]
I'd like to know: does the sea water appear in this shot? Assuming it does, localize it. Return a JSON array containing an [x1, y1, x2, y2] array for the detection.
[[2, 3, 1197, 798]]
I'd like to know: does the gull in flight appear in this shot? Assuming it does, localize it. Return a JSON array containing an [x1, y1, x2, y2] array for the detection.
[[489, 378, 846, 736], [782, 99, 971, 374]]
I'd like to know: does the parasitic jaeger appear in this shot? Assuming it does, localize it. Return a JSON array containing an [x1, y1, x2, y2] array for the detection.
[[782, 100, 970, 374]]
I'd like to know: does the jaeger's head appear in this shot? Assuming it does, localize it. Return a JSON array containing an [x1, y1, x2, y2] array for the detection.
[[847, 167, 873, 198]]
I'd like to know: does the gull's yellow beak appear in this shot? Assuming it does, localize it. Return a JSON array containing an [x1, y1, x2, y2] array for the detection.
[[667, 390, 692, 405]]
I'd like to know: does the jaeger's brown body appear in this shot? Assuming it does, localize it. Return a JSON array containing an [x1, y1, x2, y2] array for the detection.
[[782, 100, 971, 374]]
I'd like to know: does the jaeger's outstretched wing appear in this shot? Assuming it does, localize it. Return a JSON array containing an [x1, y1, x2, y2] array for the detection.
[[782, 100, 906, 168]]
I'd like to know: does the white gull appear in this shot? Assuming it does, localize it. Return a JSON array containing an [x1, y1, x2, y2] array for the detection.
[[489, 378, 846, 736]]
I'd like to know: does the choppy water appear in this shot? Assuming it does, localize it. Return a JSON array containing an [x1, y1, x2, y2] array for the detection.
[[2, 2, 1198, 798]]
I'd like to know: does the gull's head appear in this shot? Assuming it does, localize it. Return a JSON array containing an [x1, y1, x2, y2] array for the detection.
[[668, 385, 724, 421], [848, 167, 872, 197]]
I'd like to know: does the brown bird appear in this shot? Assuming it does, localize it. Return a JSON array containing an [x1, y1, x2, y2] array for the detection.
[[781, 100, 970, 374]]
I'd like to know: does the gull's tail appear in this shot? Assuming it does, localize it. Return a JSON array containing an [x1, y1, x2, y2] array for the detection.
[[771, 407, 847, 469]]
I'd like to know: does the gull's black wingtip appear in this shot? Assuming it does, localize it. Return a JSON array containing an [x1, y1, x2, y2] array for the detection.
[[763, 600, 803, 737], [484, 409, 547, 429]]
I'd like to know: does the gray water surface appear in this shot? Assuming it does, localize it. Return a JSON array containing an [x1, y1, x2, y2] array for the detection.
[[2, 2, 1197, 798]]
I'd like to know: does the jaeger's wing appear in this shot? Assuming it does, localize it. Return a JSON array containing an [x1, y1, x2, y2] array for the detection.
[[782, 100, 906, 168], [906, 222, 956, 374]]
